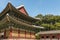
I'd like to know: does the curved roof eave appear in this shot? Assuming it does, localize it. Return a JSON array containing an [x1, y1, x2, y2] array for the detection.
[[0, 2, 39, 22]]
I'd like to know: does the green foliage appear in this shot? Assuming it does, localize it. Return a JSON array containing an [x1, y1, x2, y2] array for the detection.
[[35, 35, 40, 40], [55, 22, 60, 27], [35, 14, 60, 30]]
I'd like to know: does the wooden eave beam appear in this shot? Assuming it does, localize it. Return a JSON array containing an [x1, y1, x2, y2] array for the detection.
[[9, 16, 40, 32], [0, 14, 40, 32]]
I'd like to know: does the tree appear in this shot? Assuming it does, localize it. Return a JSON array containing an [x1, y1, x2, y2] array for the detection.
[[35, 14, 60, 31]]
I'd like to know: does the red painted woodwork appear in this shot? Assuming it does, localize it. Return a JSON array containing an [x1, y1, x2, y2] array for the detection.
[[40, 34, 60, 40], [44, 35, 46, 40], [50, 34, 52, 40], [25, 30, 26, 38], [18, 30, 20, 38], [57, 34, 60, 40], [30, 32, 31, 39], [10, 28, 12, 38], [4, 29, 6, 38], [18, 7, 28, 16]]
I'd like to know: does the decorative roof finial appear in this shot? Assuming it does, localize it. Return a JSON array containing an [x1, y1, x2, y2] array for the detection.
[[7, 13, 9, 16]]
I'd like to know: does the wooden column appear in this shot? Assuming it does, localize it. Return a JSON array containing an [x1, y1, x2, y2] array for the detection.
[[30, 31, 31, 39], [33, 32, 35, 40], [50, 34, 52, 40], [18, 29, 20, 38], [25, 30, 26, 38], [4, 29, 6, 38], [10, 28, 12, 38], [57, 34, 60, 40], [44, 34, 46, 40]]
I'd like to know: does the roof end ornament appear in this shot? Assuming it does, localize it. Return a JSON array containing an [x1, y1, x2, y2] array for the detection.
[[6, 13, 9, 16]]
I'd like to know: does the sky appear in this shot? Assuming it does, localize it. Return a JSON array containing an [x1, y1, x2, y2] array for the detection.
[[0, 0, 60, 17]]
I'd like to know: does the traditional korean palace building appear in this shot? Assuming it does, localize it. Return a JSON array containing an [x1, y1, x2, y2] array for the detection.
[[0, 3, 42, 40], [1, 2, 60, 40], [37, 30, 60, 40]]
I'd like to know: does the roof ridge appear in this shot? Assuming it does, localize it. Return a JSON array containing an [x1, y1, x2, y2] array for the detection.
[[16, 5, 24, 9]]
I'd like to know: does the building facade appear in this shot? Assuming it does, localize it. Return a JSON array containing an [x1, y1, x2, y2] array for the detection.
[[37, 30, 60, 40], [0, 3, 40, 40]]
